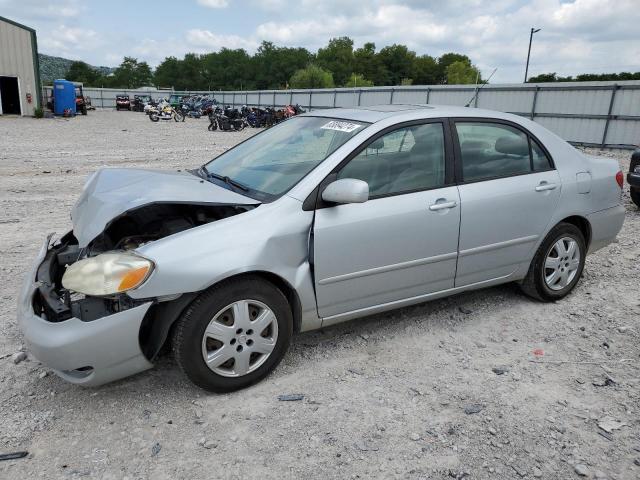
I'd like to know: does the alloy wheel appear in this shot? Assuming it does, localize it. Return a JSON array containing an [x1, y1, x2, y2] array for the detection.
[[201, 300, 278, 377], [544, 236, 581, 291]]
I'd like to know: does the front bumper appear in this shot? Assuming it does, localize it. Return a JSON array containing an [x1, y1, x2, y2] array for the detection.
[[17, 236, 154, 386]]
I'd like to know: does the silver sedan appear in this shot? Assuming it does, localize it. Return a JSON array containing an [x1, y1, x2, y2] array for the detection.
[[19, 105, 625, 391]]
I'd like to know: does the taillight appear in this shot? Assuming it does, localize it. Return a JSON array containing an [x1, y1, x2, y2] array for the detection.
[[615, 171, 623, 188]]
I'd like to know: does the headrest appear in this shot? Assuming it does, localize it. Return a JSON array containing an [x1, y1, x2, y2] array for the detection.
[[369, 138, 385, 150], [495, 136, 529, 156]]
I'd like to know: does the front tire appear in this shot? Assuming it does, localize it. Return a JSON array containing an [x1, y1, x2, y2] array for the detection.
[[520, 222, 586, 301], [173, 276, 293, 392], [150, 113, 159, 122]]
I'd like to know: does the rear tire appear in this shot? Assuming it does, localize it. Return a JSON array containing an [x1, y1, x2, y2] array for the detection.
[[520, 222, 586, 302], [631, 188, 640, 208], [173, 276, 293, 392], [150, 113, 159, 122]]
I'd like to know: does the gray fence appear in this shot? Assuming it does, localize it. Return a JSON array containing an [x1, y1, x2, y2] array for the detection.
[[43, 81, 640, 149]]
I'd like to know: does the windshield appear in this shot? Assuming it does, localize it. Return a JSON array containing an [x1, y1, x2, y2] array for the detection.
[[203, 116, 368, 200]]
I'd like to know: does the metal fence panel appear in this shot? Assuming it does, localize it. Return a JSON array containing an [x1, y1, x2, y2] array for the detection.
[[477, 89, 534, 113], [429, 89, 473, 106], [392, 89, 428, 104], [604, 119, 640, 146], [360, 90, 393, 106], [42, 81, 640, 148], [536, 88, 612, 115], [612, 88, 640, 116], [335, 90, 360, 108], [536, 116, 607, 144]]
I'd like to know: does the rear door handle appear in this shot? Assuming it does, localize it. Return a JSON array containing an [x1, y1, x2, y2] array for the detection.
[[535, 182, 557, 192], [429, 200, 457, 211]]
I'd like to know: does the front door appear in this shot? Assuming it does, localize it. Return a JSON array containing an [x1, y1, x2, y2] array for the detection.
[[313, 121, 461, 319], [453, 120, 562, 286]]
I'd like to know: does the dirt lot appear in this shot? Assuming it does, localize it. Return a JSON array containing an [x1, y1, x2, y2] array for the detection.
[[0, 110, 638, 480]]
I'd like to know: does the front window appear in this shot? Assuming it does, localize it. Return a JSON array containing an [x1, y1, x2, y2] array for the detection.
[[203, 116, 368, 200]]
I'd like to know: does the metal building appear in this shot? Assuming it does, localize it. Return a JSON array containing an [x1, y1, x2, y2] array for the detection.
[[0, 16, 41, 116]]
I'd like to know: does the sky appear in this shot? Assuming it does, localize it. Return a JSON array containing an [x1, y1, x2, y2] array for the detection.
[[1, 0, 638, 83]]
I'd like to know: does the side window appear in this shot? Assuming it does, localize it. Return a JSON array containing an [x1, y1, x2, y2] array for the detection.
[[531, 139, 552, 171], [456, 122, 531, 182], [338, 123, 446, 197]]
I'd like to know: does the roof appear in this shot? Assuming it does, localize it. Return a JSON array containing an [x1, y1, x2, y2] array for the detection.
[[0, 15, 36, 33], [303, 104, 524, 124]]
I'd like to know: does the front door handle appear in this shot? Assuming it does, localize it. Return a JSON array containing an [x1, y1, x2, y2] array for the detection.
[[429, 200, 457, 211], [535, 182, 557, 192]]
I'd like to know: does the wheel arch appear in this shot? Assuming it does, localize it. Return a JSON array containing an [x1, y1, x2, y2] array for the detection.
[[139, 270, 302, 362], [558, 215, 592, 249]]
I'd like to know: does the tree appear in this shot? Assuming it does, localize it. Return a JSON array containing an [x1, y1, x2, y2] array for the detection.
[[344, 73, 373, 88], [411, 54, 439, 85], [154, 56, 182, 89], [289, 64, 334, 89], [437, 52, 472, 83], [316, 37, 354, 86], [527, 72, 559, 83], [202, 48, 253, 90], [109, 57, 153, 88], [66, 61, 103, 86], [377, 44, 416, 85], [353, 42, 381, 85], [446, 60, 481, 84], [252, 41, 313, 89]]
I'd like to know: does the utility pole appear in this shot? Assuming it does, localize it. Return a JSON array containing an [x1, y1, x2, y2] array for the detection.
[[524, 27, 541, 83]]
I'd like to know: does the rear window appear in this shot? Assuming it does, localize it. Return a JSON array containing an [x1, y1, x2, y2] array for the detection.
[[455, 122, 552, 182]]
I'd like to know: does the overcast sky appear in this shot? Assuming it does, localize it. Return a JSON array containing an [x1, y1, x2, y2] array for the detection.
[[1, 0, 638, 83]]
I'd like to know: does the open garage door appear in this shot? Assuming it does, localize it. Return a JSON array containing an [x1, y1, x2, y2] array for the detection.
[[0, 76, 21, 115]]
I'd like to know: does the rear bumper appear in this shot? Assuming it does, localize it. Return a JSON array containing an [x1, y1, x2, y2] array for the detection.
[[627, 172, 640, 189], [586, 204, 625, 253], [17, 236, 154, 386]]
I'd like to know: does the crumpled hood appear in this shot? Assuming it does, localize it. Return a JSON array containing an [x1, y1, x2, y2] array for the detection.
[[72, 168, 259, 247]]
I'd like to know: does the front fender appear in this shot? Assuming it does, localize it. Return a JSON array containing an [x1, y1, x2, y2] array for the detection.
[[128, 196, 321, 331]]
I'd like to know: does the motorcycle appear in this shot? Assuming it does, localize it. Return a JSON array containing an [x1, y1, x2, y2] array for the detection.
[[149, 103, 184, 122], [207, 106, 245, 131]]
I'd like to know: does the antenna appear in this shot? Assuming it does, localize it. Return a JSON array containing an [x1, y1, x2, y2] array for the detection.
[[465, 68, 497, 107]]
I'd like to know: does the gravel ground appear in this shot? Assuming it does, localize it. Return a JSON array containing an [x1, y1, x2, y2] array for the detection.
[[0, 110, 638, 480]]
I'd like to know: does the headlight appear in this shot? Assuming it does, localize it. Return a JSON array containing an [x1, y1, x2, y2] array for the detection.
[[634, 165, 640, 174], [62, 252, 153, 296]]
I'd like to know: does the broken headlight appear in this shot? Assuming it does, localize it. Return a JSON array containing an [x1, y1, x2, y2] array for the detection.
[[61, 252, 154, 296]]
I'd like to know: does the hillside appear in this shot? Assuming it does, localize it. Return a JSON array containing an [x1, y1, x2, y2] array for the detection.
[[39, 54, 114, 84]]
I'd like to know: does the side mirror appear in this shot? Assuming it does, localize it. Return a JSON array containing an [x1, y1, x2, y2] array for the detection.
[[321, 178, 369, 205]]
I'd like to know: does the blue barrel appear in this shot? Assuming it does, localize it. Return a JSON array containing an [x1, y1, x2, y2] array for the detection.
[[53, 79, 76, 115]]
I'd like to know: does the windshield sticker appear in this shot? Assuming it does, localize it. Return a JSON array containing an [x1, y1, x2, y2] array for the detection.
[[321, 121, 362, 133]]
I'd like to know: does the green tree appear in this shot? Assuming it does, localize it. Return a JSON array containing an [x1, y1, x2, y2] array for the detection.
[[66, 61, 103, 86], [437, 52, 472, 83], [289, 64, 334, 89], [411, 54, 439, 85], [527, 72, 559, 82], [353, 42, 382, 85], [109, 57, 153, 88], [446, 60, 481, 84], [202, 48, 253, 90], [344, 73, 373, 88], [154, 56, 182, 89], [316, 37, 354, 86], [377, 44, 416, 85], [253, 41, 313, 89]]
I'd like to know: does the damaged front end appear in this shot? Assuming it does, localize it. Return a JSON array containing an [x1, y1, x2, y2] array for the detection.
[[20, 167, 261, 385], [35, 202, 255, 323]]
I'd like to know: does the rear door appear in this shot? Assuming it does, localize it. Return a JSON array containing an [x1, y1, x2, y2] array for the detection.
[[312, 120, 461, 319], [452, 119, 561, 287]]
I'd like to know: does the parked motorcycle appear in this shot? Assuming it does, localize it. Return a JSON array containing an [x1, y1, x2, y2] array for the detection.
[[207, 106, 245, 131], [149, 103, 184, 122]]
